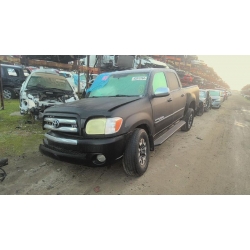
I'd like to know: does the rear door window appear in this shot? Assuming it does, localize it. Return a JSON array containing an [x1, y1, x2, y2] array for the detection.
[[7, 68, 19, 77], [166, 72, 180, 91]]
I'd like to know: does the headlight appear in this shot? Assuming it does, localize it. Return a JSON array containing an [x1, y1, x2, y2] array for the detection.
[[86, 117, 123, 135]]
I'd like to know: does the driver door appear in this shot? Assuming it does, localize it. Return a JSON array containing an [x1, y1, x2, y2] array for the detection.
[[150, 71, 173, 135]]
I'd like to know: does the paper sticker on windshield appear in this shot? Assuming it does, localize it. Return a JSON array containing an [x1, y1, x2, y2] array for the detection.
[[132, 76, 147, 81]]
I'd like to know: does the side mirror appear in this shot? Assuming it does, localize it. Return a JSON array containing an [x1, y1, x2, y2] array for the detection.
[[153, 87, 170, 97]]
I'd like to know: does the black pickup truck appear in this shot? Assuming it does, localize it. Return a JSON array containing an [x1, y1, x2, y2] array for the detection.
[[40, 68, 199, 176]]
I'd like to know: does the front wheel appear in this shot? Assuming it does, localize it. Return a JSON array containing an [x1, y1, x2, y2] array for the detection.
[[197, 102, 204, 116], [3, 88, 15, 99], [181, 108, 194, 131], [122, 128, 150, 176], [205, 102, 210, 112]]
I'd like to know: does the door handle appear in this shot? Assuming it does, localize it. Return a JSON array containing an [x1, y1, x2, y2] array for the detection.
[[181, 94, 185, 97], [167, 98, 172, 102]]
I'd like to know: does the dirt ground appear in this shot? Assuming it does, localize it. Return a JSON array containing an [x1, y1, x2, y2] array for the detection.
[[1, 92, 250, 195]]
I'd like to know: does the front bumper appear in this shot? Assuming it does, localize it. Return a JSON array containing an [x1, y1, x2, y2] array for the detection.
[[211, 101, 221, 108], [39, 131, 129, 166]]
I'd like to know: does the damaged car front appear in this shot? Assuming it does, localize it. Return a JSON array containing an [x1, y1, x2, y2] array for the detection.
[[19, 70, 79, 119]]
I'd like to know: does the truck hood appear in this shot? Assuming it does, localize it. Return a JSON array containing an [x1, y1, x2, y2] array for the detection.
[[44, 96, 141, 117]]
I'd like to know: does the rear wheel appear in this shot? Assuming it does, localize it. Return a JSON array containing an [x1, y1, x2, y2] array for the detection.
[[3, 88, 15, 99], [122, 128, 150, 176], [181, 108, 194, 131]]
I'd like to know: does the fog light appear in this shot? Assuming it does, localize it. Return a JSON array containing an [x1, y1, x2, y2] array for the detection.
[[97, 154, 106, 163]]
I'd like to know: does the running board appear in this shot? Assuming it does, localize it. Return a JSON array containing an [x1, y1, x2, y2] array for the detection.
[[154, 120, 186, 146]]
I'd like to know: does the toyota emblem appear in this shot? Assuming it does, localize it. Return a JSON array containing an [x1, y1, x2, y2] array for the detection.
[[52, 120, 60, 128]]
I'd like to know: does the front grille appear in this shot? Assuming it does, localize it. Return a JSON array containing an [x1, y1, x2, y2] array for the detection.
[[44, 116, 78, 133]]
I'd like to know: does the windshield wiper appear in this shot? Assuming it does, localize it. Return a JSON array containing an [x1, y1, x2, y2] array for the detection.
[[42, 88, 72, 93], [26, 86, 45, 90]]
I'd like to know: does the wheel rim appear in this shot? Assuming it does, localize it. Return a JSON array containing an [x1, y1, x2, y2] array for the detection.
[[188, 113, 193, 128], [138, 138, 147, 166], [3, 89, 12, 99]]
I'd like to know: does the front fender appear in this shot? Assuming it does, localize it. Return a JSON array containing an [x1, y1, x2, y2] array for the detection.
[[122, 112, 155, 150]]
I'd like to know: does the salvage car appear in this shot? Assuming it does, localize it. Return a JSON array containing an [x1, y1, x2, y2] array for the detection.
[[216, 88, 228, 101], [0, 64, 26, 99], [19, 69, 79, 119], [39, 68, 199, 176], [59, 71, 98, 93], [208, 89, 223, 109], [181, 73, 194, 84], [192, 75, 204, 85], [199, 89, 212, 112]]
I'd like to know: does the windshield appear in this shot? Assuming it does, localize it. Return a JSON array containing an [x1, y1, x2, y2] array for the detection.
[[199, 91, 206, 97], [209, 90, 220, 96], [88, 73, 149, 97], [26, 75, 73, 91]]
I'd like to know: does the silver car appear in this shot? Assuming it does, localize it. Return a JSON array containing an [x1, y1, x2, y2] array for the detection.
[[208, 89, 223, 109]]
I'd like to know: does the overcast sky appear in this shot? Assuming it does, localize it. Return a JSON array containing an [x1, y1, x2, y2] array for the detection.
[[197, 56, 250, 91]]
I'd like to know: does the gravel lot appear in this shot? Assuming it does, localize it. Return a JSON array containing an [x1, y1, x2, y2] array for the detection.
[[1, 92, 250, 195]]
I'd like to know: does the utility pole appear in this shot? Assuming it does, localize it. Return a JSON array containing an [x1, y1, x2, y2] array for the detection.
[[0, 64, 4, 110], [78, 59, 80, 95], [86, 55, 90, 90], [138, 55, 142, 69]]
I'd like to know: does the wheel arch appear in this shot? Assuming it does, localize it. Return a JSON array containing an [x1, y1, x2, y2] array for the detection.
[[123, 112, 154, 151], [189, 100, 196, 111], [135, 124, 154, 151]]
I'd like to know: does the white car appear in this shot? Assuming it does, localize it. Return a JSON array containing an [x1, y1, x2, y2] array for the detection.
[[20, 69, 79, 119], [59, 71, 75, 89], [59, 71, 97, 93]]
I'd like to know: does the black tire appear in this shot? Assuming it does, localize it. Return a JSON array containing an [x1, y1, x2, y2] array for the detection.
[[209, 100, 212, 109], [3, 88, 15, 99], [122, 128, 150, 176], [197, 102, 204, 116], [204, 102, 210, 112], [0, 168, 7, 182], [181, 108, 194, 131]]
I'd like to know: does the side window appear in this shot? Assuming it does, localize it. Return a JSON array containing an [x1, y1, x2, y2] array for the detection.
[[152, 72, 168, 93], [7, 68, 19, 77], [166, 72, 180, 91], [23, 69, 30, 77]]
